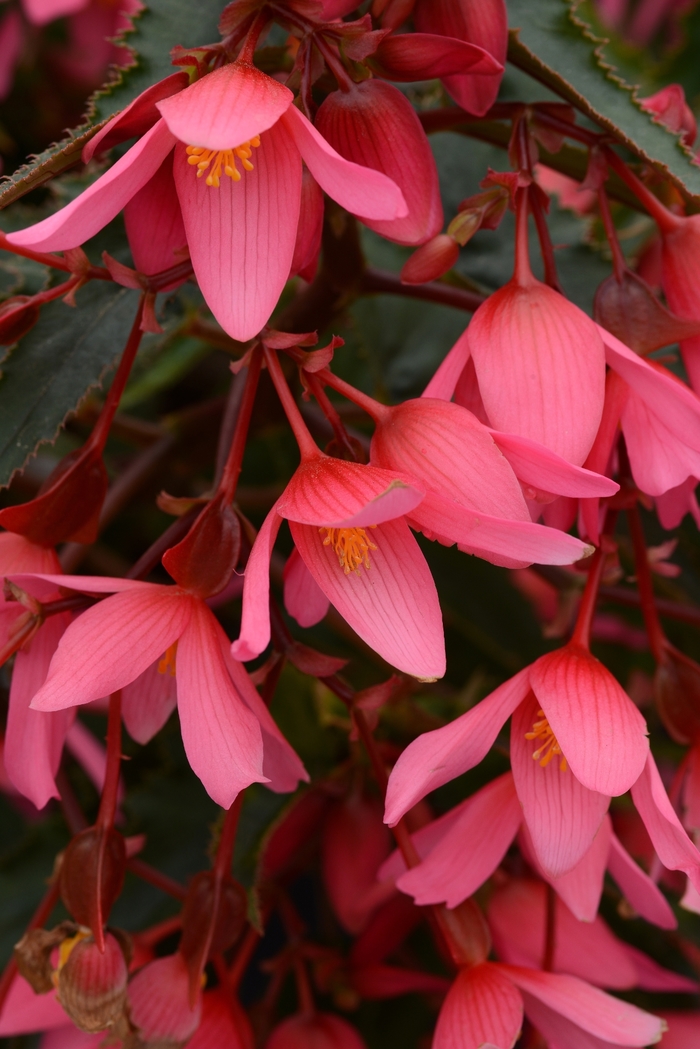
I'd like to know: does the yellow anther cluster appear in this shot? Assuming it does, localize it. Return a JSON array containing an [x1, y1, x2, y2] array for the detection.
[[158, 641, 178, 677], [320, 526, 378, 575], [525, 708, 568, 771], [186, 136, 261, 187]]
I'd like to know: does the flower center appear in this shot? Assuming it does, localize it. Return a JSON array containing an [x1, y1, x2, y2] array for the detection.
[[158, 642, 178, 676], [319, 526, 378, 575], [525, 709, 568, 771], [185, 138, 261, 187]]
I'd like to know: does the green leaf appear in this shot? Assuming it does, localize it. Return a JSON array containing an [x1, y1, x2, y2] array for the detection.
[[0, 281, 138, 487], [506, 0, 700, 203], [0, 122, 108, 212]]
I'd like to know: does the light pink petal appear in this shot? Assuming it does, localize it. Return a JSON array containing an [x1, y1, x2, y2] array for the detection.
[[520, 992, 654, 1049], [173, 126, 301, 343], [176, 601, 266, 807], [423, 328, 471, 400], [290, 517, 445, 680], [519, 816, 610, 922], [433, 964, 523, 1049], [469, 281, 606, 466], [83, 72, 189, 162], [530, 646, 649, 797], [121, 658, 178, 744], [621, 385, 700, 496], [9, 573, 152, 593], [31, 588, 192, 711], [124, 156, 187, 280], [396, 772, 521, 906], [504, 966, 665, 1046], [225, 648, 308, 793], [656, 476, 700, 530], [283, 547, 330, 627], [315, 79, 442, 246], [623, 943, 698, 993], [231, 502, 283, 663], [489, 430, 619, 498], [5, 614, 74, 808], [157, 62, 292, 151], [0, 976, 68, 1035], [281, 104, 408, 221], [23, 0, 86, 26], [631, 751, 700, 890], [511, 693, 610, 878], [280, 457, 424, 527], [607, 828, 677, 929], [6, 120, 177, 253], [384, 668, 531, 825]]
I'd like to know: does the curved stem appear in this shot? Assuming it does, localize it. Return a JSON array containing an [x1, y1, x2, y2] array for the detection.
[[627, 504, 667, 662], [305, 373, 360, 460], [97, 691, 122, 830], [316, 367, 387, 422], [293, 957, 315, 1017], [604, 148, 679, 233], [263, 346, 319, 460]]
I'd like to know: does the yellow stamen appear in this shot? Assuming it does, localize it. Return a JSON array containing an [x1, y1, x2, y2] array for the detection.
[[52, 927, 92, 987], [525, 709, 568, 771], [185, 137, 261, 187], [320, 526, 378, 575], [158, 641, 178, 677]]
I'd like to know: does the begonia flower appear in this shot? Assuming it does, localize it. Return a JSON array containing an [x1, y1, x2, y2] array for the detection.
[[6, 62, 407, 342], [17, 573, 306, 808]]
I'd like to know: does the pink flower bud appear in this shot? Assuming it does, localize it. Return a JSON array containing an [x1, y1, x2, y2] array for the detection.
[[401, 234, 459, 284], [265, 1013, 367, 1049], [162, 493, 241, 598], [641, 84, 696, 146], [127, 954, 202, 1049], [56, 931, 129, 1033]]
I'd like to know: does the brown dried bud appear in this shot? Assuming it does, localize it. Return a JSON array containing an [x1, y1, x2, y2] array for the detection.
[[60, 826, 127, 949], [56, 930, 129, 1033], [654, 644, 700, 745], [14, 922, 78, 994], [594, 269, 700, 355]]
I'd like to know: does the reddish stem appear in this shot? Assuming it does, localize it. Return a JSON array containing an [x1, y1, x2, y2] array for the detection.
[[604, 148, 679, 233], [627, 504, 666, 662], [570, 546, 608, 650], [293, 956, 315, 1016], [226, 925, 261, 991], [361, 267, 485, 314], [263, 346, 319, 460], [89, 296, 146, 451], [543, 884, 557, 971], [514, 186, 534, 286], [214, 792, 245, 880], [305, 373, 361, 459], [96, 691, 122, 830], [0, 233, 111, 279], [598, 186, 627, 282], [317, 367, 386, 421], [238, 10, 268, 62], [126, 859, 188, 901], [529, 188, 561, 291], [218, 348, 263, 503]]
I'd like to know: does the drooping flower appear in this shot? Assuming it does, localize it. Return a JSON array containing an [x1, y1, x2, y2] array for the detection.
[[7, 61, 407, 341]]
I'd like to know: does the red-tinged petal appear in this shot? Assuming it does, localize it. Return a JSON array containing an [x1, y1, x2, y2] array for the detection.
[[469, 282, 606, 466], [433, 964, 523, 1049], [267, 1012, 367, 1049], [621, 385, 700, 495], [225, 649, 308, 793], [319, 0, 358, 16], [315, 80, 441, 245], [188, 991, 251, 1049], [176, 602, 265, 807], [281, 104, 408, 221], [127, 955, 201, 1048], [520, 992, 654, 1049], [504, 967, 665, 1046], [631, 752, 700, 890], [322, 792, 392, 934], [30, 587, 192, 711], [511, 693, 610, 878], [279, 457, 424, 527], [10, 573, 152, 593], [350, 964, 450, 1000], [623, 943, 698, 993], [410, 490, 592, 568], [173, 127, 301, 343], [0, 977, 68, 1035], [83, 72, 189, 162], [607, 828, 677, 929], [231, 502, 283, 663], [6, 120, 177, 253], [489, 430, 620, 499], [423, 328, 471, 400], [658, 1012, 700, 1047], [384, 668, 531, 825], [124, 157, 186, 281], [373, 32, 502, 81], [121, 658, 177, 744], [290, 517, 444, 680], [414, 0, 507, 116], [157, 62, 292, 151], [397, 773, 521, 907], [519, 817, 610, 923], [379, 798, 471, 883], [283, 547, 330, 627], [371, 399, 529, 520], [531, 645, 649, 797], [290, 168, 323, 282]]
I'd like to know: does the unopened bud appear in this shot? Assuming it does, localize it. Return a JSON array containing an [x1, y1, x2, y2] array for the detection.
[[654, 644, 700, 745], [60, 826, 127, 949], [56, 930, 129, 1033], [401, 235, 459, 285], [594, 269, 700, 355], [179, 871, 248, 1003], [433, 899, 491, 968], [161, 493, 241, 598]]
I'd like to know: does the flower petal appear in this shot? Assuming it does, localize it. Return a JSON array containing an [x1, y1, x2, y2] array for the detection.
[[290, 517, 445, 680], [433, 964, 523, 1049], [283, 547, 330, 627], [607, 828, 677, 929], [173, 125, 301, 342], [531, 645, 649, 797], [124, 156, 187, 280], [423, 327, 471, 400], [384, 668, 530, 825], [0, 976, 68, 1035], [511, 693, 610, 877], [281, 104, 408, 221], [520, 992, 655, 1049], [631, 751, 700, 890], [489, 430, 619, 499], [519, 816, 610, 923], [121, 658, 178, 745], [231, 502, 283, 663], [176, 601, 266, 807], [397, 773, 521, 907], [7, 120, 177, 252], [621, 384, 700, 495], [157, 62, 292, 150], [373, 32, 502, 81], [83, 72, 189, 162]]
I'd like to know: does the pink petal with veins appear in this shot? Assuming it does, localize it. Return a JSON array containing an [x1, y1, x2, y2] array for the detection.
[[231, 501, 283, 663], [121, 658, 177, 744], [489, 431, 619, 499], [433, 964, 523, 1049], [423, 327, 471, 400], [283, 547, 329, 627], [631, 752, 700, 891], [124, 156, 186, 281], [519, 817, 610, 922], [607, 829, 677, 929], [83, 72, 189, 162]]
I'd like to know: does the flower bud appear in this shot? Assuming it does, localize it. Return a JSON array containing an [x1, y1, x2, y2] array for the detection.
[[127, 954, 202, 1049], [56, 930, 129, 1032], [59, 826, 127, 950], [594, 269, 700, 355], [433, 899, 491, 968], [179, 871, 248, 1003], [162, 493, 241, 598], [265, 1013, 367, 1049], [401, 235, 459, 285], [654, 645, 700, 746]]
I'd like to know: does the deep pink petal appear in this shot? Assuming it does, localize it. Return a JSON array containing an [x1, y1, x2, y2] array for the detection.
[[423, 328, 470, 400], [174, 127, 301, 342], [290, 517, 445, 680], [157, 62, 292, 150], [623, 943, 698, 993], [511, 693, 610, 877], [579, 370, 627, 544], [374, 32, 502, 81], [433, 964, 523, 1049], [9, 573, 152, 593], [283, 547, 329, 627], [621, 385, 700, 495], [658, 1012, 700, 1047], [121, 657, 177, 744], [504, 966, 665, 1046], [531, 645, 649, 797], [384, 668, 531, 825], [176, 601, 265, 807], [83, 72, 189, 162], [520, 992, 653, 1049], [280, 456, 424, 527], [24, 0, 86, 26], [124, 156, 187, 280], [519, 816, 610, 923], [379, 798, 472, 883], [31, 587, 192, 711], [397, 773, 521, 906], [231, 502, 283, 662], [290, 168, 323, 281], [350, 963, 450, 1000], [0, 976, 68, 1035], [607, 828, 677, 929], [489, 430, 619, 499], [282, 104, 408, 221], [631, 751, 700, 889], [7, 120, 177, 252]]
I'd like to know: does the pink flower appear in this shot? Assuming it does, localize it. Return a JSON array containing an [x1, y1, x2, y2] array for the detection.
[[640, 84, 697, 146], [19, 573, 306, 808], [7, 62, 407, 342]]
